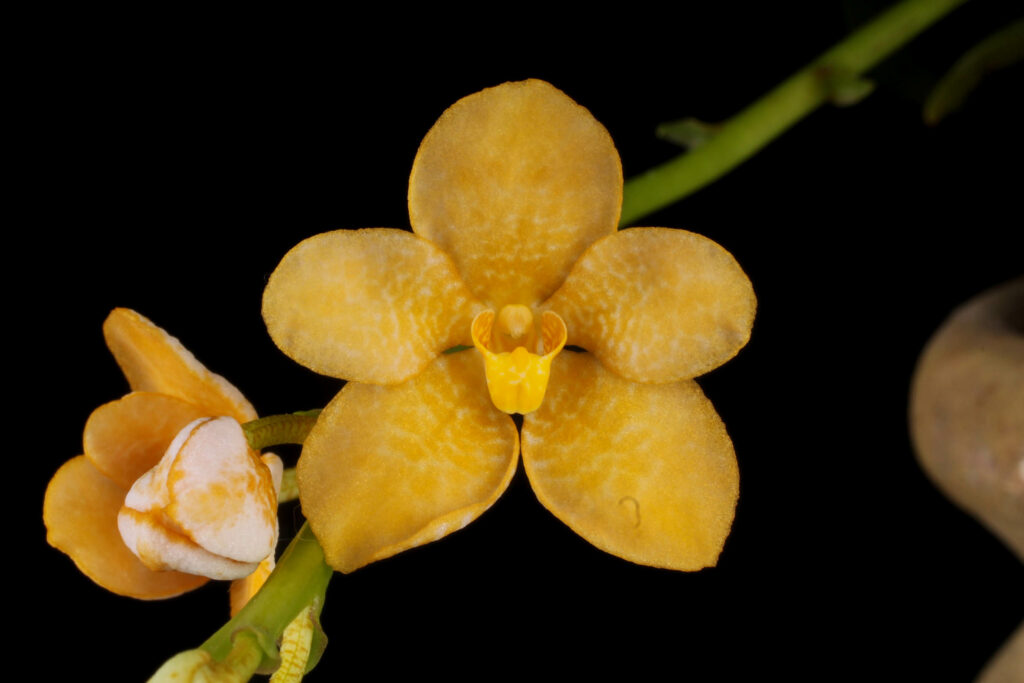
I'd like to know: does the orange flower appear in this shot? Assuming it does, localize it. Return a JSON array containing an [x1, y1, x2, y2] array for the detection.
[[263, 80, 755, 573], [44, 308, 279, 611]]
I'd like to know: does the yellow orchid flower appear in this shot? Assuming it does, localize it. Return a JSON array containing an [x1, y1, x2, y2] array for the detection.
[[44, 308, 279, 613], [263, 79, 755, 574]]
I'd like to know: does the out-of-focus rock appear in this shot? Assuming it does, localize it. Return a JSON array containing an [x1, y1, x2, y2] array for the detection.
[[910, 277, 1024, 560], [910, 277, 1023, 683], [976, 623, 1024, 683]]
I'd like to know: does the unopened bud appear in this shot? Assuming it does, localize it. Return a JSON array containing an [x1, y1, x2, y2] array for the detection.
[[118, 417, 280, 580]]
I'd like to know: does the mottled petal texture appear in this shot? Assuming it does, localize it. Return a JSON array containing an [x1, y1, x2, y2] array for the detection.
[[119, 417, 278, 579], [263, 229, 481, 384], [164, 417, 277, 564], [103, 308, 257, 422], [522, 352, 739, 570], [298, 353, 519, 573], [409, 79, 622, 309], [117, 508, 260, 580], [229, 452, 283, 616], [44, 456, 208, 598], [545, 228, 755, 382], [84, 392, 210, 489], [48, 309, 276, 599]]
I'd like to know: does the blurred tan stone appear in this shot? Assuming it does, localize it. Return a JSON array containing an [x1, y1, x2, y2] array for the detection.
[[977, 623, 1024, 683], [910, 277, 1023, 683], [911, 278, 1024, 560]]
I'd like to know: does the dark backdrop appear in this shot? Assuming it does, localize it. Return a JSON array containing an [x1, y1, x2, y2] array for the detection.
[[25, 2, 1021, 680]]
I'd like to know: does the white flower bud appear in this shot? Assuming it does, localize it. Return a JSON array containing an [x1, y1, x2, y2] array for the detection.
[[118, 417, 280, 580]]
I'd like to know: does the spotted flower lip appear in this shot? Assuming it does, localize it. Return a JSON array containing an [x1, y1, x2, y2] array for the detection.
[[43, 308, 275, 602], [263, 79, 755, 574]]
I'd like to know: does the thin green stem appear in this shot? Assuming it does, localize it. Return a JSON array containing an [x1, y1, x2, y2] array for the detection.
[[619, 0, 968, 226], [219, 631, 264, 680], [923, 18, 1024, 125], [279, 467, 298, 503], [201, 523, 333, 674], [243, 411, 321, 451]]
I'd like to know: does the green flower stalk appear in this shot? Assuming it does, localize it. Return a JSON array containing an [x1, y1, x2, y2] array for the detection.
[[619, 0, 968, 226], [45, 2, 989, 680], [200, 522, 332, 676]]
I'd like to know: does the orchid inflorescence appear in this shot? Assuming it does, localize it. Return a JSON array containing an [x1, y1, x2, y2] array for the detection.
[[45, 80, 754, 681]]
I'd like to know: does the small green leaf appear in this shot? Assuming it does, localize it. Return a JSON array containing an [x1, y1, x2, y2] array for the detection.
[[816, 64, 876, 106], [279, 468, 298, 503], [924, 19, 1024, 125], [656, 117, 721, 149], [305, 606, 329, 674]]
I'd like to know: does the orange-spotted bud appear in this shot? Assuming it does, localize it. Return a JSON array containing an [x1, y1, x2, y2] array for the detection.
[[471, 307, 567, 414], [118, 417, 281, 580]]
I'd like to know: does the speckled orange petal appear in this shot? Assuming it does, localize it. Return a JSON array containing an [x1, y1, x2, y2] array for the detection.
[[43, 456, 208, 599], [117, 507, 259, 580], [103, 308, 257, 422], [521, 352, 739, 570], [263, 229, 481, 384], [229, 452, 282, 616], [544, 228, 755, 382], [298, 352, 519, 573], [163, 417, 277, 564], [230, 555, 275, 617], [409, 79, 622, 309], [84, 391, 210, 490]]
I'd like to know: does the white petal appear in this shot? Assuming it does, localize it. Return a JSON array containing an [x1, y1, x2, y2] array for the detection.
[[117, 508, 259, 580], [119, 416, 279, 577]]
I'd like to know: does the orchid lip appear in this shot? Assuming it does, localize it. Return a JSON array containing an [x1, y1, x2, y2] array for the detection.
[[471, 306, 567, 414]]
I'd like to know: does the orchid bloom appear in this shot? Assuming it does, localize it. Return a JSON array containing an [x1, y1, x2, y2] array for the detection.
[[263, 80, 755, 573], [44, 308, 280, 612]]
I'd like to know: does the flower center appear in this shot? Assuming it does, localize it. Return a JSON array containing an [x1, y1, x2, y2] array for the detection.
[[471, 305, 567, 415]]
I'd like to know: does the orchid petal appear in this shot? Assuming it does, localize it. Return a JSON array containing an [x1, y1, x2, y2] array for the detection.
[[521, 352, 739, 570], [263, 228, 481, 384], [230, 555, 275, 617], [544, 228, 755, 382], [229, 453, 283, 616], [118, 417, 277, 579], [43, 456, 208, 598], [83, 391, 210, 489], [117, 507, 260, 580], [409, 79, 622, 309], [163, 417, 278, 564], [103, 308, 257, 422], [298, 352, 518, 573]]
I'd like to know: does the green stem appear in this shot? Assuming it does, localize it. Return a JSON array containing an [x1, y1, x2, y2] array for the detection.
[[243, 411, 321, 451], [923, 18, 1024, 125], [219, 631, 264, 680], [619, 0, 968, 226], [201, 522, 333, 674]]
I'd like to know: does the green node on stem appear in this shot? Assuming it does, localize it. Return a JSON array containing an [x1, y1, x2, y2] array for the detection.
[[201, 522, 333, 676], [619, 0, 969, 226]]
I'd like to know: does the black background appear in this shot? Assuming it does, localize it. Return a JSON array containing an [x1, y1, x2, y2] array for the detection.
[[25, 2, 1021, 680]]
